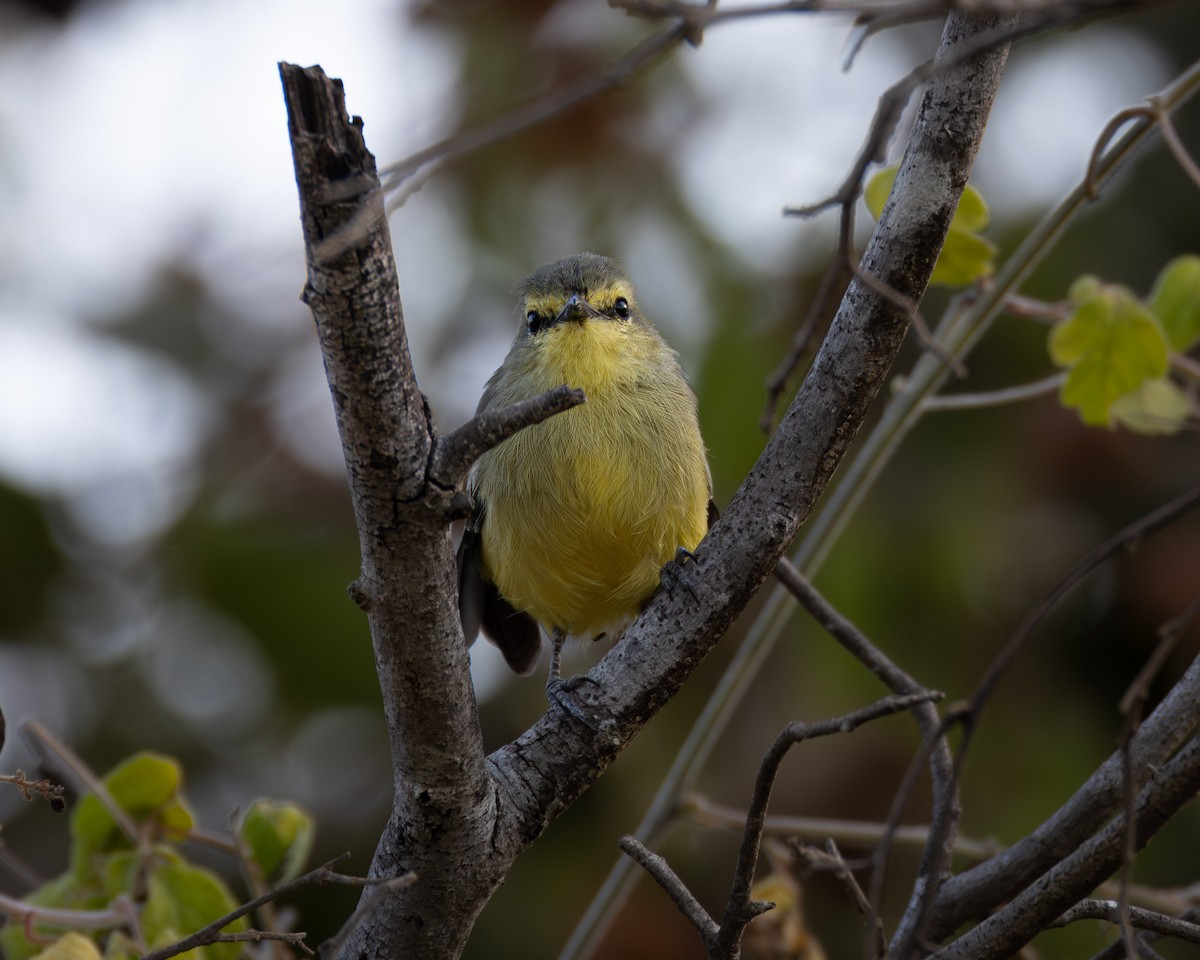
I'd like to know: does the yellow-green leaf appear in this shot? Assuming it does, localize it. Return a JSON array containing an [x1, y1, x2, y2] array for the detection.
[[239, 800, 315, 882], [1148, 254, 1200, 352], [1111, 378, 1192, 435], [930, 230, 997, 288], [102, 933, 141, 960], [141, 862, 246, 960], [1049, 282, 1169, 426], [105, 753, 182, 813], [863, 166, 896, 221], [71, 753, 195, 874], [28, 933, 103, 960], [951, 183, 990, 233], [864, 166, 995, 288]]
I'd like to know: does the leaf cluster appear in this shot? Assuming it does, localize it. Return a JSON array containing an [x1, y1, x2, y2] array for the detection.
[[1049, 255, 1200, 431], [1, 753, 313, 960]]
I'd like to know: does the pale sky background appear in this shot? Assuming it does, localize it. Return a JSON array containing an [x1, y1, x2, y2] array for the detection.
[[0, 0, 1172, 711]]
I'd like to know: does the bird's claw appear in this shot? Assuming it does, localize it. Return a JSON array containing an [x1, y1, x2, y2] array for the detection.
[[660, 548, 701, 602], [546, 675, 600, 730]]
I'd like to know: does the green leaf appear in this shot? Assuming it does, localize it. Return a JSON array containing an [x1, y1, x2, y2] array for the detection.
[[1049, 281, 1170, 426], [239, 800, 315, 882], [863, 166, 897, 221], [101, 851, 138, 899], [71, 753, 195, 876], [864, 166, 995, 288], [105, 753, 181, 813], [1148, 254, 1200, 352], [28, 933, 103, 960], [951, 183, 990, 233], [1111, 377, 1192, 435], [141, 862, 246, 960], [101, 934, 141, 960], [930, 229, 997, 288]]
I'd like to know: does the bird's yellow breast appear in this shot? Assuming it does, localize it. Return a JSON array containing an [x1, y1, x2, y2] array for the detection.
[[473, 318, 709, 640]]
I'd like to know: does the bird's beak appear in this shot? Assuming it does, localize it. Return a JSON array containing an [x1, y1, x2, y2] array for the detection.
[[555, 294, 600, 326]]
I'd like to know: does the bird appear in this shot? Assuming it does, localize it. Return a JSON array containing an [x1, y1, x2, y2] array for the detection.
[[457, 252, 713, 681]]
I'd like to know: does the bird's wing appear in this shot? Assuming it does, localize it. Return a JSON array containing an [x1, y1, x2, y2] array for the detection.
[[456, 504, 544, 676]]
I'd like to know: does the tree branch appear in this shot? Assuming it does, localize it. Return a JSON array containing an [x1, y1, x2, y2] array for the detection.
[[617, 836, 720, 946], [283, 3, 1014, 952], [772, 558, 960, 949], [1053, 899, 1200, 947], [930, 730, 1200, 960], [926, 650, 1200, 939], [427, 385, 585, 494], [280, 63, 500, 960], [716, 693, 941, 958]]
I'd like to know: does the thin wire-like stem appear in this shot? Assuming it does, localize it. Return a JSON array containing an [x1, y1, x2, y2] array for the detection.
[[22, 721, 135, 841], [921, 372, 1065, 411], [685, 797, 1000, 863]]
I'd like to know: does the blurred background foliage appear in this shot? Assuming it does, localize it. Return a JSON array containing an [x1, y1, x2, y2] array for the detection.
[[1, 0, 1199, 958]]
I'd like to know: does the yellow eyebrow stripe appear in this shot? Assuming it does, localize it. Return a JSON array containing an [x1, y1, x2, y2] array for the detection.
[[524, 281, 634, 317]]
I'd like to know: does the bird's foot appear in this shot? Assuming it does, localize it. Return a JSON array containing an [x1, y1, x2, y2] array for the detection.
[[546, 673, 601, 730], [660, 547, 701, 602], [546, 628, 601, 729]]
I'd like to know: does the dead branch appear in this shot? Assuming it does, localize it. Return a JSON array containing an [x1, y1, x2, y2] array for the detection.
[[715, 692, 941, 958]]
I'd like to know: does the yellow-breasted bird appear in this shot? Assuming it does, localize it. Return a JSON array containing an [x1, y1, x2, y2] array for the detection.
[[457, 253, 713, 677]]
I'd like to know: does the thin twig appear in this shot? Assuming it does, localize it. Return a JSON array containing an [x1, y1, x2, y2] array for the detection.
[[0, 770, 65, 812], [963, 484, 1200, 732], [206, 930, 312, 952], [772, 558, 959, 938], [619, 835, 720, 950], [1088, 63, 1200, 199], [1086, 106, 1156, 198], [1004, 292, 1071, 319], [226, 809, 286, 960], [1085, 907, 1200, 960], [184, 827, 239, 855], [1156, 107, 1200, 190], [21, 721, 134, 840], [1114, 596, 1200, 959], [853, 258, 969, 377], [715, 692, 942, 958], [0, 891, 127, 932], [428, 385, 586, 492], [794, 839, 887, 958], [685, 796, 1000, 863], [1119, 596, 1200, 720], [318, 871, 418, 960], [617, 836, 720, 946], [139, 854, 354, 960], [760, 253, 853, 433], [1172, 353, 1200, 384], [380, 26, 685, 190], [1052, 899, 1200, 947], [920, 372, 1065, 411]]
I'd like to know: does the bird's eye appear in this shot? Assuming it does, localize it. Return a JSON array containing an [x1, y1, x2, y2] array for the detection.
[[613, 297, 630, 319], [526, 310, 543, 332]]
